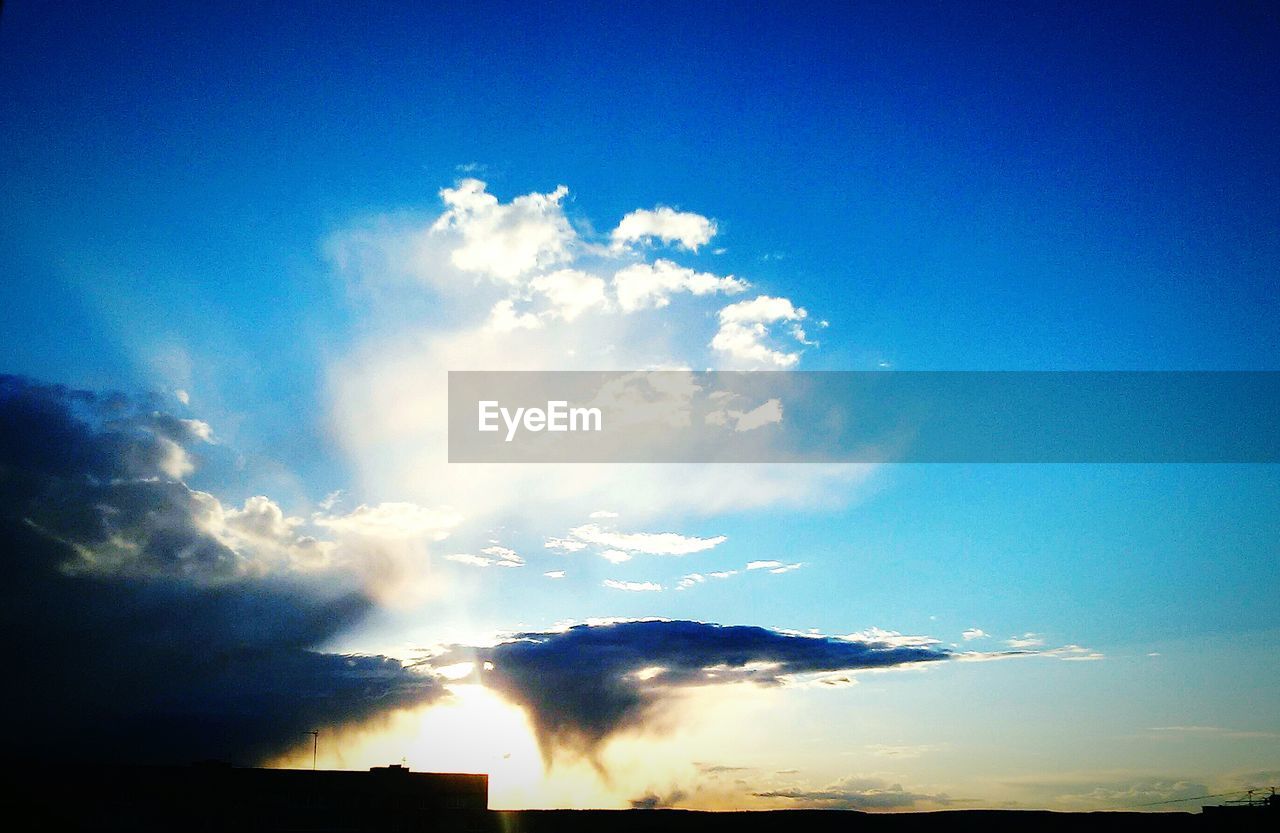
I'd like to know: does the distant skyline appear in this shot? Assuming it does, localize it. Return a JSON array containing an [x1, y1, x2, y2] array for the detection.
[[1, 1, 1277, 812]]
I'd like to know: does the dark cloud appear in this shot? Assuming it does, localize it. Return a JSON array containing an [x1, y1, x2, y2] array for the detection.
[[435, 619, 950, 758], [629, 789, 687, 809], [754, 777, 952, 810], [0, 375, 441, 765]]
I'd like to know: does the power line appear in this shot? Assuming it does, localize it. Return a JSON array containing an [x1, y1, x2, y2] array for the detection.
[[1128, 789, 1258, 808]]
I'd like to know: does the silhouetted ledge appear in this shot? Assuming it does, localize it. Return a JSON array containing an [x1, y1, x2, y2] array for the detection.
[[12, 764, 1273, 832]]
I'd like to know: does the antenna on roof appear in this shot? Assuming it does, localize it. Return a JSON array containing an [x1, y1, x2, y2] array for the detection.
[[306, 730, 319, 770]]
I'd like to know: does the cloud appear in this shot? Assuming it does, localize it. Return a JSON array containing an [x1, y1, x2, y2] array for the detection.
[[1047, 779, 1210, 809], [711, 295, 809, 368], [529, 268, 610, 321], [677, 573, 707, 589], [629, 789, 688, 809], [431, 179, 575, 281], [325, 179, 863, 537], [613, 260, 746, 312], [589, 510, 619, 519], [566, 523, 726, 555], [962, 628, 988, 641], [746, 560, 783, 570], [313, 502, 460, 541], [0, 376, 442, 765], [704, 395, 783, 433], [445, 545, 524, 569], [753, 776, 952, 810], [603, 579, 664, 592], [866, 743, 945, 759], [429, 619, 951, 757], [543, 570, 566, 579], [1006, 633, 1046, 649], [599, 549, 633, 564], [611, 207, 716, 252], [545, 536, 588, 552]]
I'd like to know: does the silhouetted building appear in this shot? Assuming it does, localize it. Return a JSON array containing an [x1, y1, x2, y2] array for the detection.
[[17, 762, 488, 832]]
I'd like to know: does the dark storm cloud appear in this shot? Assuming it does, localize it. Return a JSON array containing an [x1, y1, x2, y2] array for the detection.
[[436, 619, 951, 757], [0, 375, 441, 765]]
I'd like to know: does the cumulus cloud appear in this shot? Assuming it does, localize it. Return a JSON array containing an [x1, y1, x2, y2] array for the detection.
[[611, 206, 717, 252], [431, 179, 575, 281], [711, 295, 810, 368], [325, 179, 861, 536], [0, 376, 442, 764], [529, 268, 610, 321], [613, 259, 747, 312], [427, 619, 952, 757], [962, 628, 988, 641]]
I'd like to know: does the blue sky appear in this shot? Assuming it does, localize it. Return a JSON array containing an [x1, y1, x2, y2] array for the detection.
[[1, 0, 1278, 811]]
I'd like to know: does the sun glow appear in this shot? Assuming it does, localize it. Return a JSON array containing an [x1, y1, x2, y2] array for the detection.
[[268, 684, 545, 807]]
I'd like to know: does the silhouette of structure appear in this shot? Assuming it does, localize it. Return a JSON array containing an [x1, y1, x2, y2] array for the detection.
[[18, 762, 488, 831], [15, 762, 1275, 832]]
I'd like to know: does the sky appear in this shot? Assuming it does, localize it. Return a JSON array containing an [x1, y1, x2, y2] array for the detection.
[[1, 0, 1278, 813]]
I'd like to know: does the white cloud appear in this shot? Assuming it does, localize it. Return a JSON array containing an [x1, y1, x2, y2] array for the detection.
[[706, 396, 783, 432], [603, 579, 664, 592], [486, 298, 543, 332], [529, 268, 610, 321], [1006, 632, 1046, 649], [1041, 644, 1104, 661], [324, 178, 864, 574], [312, 502, 460, 541], [711, 295, 809, 367], [708, 570, 738, 579], [599, 549, 632, 564], [843, 628, 942, 649], [768, 562, 804, 574], [568, 522, 726, 555], [611, 207, 717, 251], [613, 259, 747, 312], [589, 510, 619, 519], [677, 573, 707, 589], [446, 553, 498, 567], [746, 560, 783, 570], [431, 179, 575, 282], [961, 628, 988, 641], [446, 545, 523, 568], [481, 545, 525, 567], [543, 570, 566, 579], [545, 536, 588, 552]]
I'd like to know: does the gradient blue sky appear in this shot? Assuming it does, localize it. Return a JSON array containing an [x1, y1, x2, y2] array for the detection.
[[2, 0, 1278, 811]]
